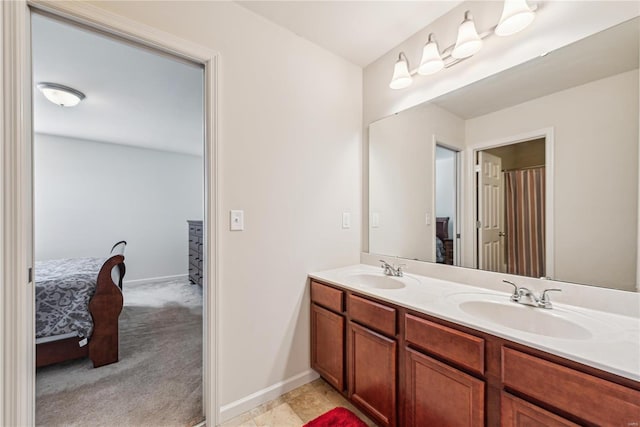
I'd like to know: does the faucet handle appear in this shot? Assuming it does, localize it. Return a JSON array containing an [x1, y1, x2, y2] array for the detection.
[[502, 280, 520, 301], [539, 288, 562, 308]]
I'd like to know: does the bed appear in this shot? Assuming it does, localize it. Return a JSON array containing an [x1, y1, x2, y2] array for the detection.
[[436, 217, 454, 265], [35, 241, 126, 368]]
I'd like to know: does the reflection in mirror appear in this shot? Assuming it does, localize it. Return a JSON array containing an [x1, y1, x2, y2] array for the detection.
[[435, 145, 459, 266], [477, 139, 545, 278], [368, 17, 639, 292]]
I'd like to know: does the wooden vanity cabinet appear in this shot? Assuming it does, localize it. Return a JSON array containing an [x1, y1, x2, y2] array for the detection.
[[405, 348, 484, 426], [349, 322, 397, 427], [347, 294, 398, 427], [310, 281, 345, 391], [309, 279, 640, 427], [502, 347, 640, 426], [404, 313, 486, 426], [501, 393, 579, 427]]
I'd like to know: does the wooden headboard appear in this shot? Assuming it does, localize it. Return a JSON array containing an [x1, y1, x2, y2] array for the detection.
[[436, 217, 449, 240]]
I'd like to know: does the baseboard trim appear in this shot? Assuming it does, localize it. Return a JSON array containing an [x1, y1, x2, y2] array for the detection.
[[219, 369, 320, 423], [123, 274, 188, 286]]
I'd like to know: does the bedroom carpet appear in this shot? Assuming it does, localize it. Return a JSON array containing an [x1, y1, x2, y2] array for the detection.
[[36, 279, 203, 427]]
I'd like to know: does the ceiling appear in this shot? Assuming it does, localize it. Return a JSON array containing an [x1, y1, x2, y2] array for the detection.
[[236, 1, 462, 67], [32, 14, 204, 156], [432, 17, 640, 119]]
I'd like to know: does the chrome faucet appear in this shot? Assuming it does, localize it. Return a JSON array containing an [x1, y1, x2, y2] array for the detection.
[[502, 280, 561, 309], [380, 260, 404, 277]]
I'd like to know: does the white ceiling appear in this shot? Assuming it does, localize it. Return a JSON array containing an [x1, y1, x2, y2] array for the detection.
[[32, 14, 204, 156], [236, 1, 462, 67]]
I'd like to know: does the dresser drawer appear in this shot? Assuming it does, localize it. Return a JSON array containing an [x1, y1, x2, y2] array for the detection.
[[502, 347, 640, 426], [348, 294, 396, 337], [405, 314, 484, 375], [311, 281, 344, 313]]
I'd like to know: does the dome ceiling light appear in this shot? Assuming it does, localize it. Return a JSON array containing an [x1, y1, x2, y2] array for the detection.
[[37, 82, 86, 107]]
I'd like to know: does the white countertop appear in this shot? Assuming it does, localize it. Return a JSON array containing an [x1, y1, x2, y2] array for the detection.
[[309, 264, 640, 382]]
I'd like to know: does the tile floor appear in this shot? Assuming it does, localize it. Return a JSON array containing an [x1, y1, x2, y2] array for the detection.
[[220, 378, 377, 427]]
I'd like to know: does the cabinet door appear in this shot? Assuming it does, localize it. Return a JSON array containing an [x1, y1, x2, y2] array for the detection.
[[311, 304, 344, 391], [348, 322, 396, 427], [405, 348, 484, 427], [501, 393, 579, 427]]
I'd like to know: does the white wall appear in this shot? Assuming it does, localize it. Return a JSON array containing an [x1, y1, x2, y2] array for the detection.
[[369, 104, 463, 262], [88, 0, 362, 417], [465, 70, 639, 291], [34, 133, 203, 282]]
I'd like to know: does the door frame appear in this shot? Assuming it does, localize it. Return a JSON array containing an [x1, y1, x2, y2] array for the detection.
[[431, 137, 463, 266], [1, 1, 220, 425], [464, 127, 554, 278]]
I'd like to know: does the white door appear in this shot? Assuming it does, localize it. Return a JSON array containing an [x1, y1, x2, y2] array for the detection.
[[477, 151, 504, 272]]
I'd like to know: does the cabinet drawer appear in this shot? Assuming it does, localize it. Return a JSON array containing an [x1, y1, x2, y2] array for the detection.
[[311, 281, 344, 313], [501, 392, 579, 427], [502, 347, 640, 426], [405, 314, 484, 375], [348, 294, 396, 337]]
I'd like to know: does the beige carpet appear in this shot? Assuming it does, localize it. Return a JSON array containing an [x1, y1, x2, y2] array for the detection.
[[36, 279, 203, 427]]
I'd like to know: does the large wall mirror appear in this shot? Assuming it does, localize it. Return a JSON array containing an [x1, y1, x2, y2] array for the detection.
[[369, 17, 639, 292]]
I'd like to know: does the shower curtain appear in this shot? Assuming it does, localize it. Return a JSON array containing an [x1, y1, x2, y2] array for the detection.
[[504, 167, 545, 278]]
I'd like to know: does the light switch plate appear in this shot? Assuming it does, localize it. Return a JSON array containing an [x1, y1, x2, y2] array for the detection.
[[342, 212, 351, 229], [230, 210, 244, 231], [425, 212, 431, 225], [372, 212, 380, 228]]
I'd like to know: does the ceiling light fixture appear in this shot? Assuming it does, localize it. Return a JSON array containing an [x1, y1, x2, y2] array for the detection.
[[37, 82, 86, 107], [389, 0, 537, 90]]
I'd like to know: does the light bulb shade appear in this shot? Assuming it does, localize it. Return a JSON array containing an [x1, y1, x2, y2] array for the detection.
[[37, 83, 85, 107], [418, 35, 444, 75], [389, 53, 412, 89], [451, 12, 483, 59], [495, 0, 535, 36]]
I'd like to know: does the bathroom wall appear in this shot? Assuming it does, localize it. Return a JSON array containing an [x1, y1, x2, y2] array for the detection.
[[88, 0, 362, 419], [465, 70, 639, 290], [369, 104, 463, 262], [34, 133, 203, 282]]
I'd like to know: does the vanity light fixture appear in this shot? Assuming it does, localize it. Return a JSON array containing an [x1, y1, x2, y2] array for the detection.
[[389, 0, 537, 89], [418, 34, 445, 75], [389, 52, 413, 89], [37, 82, 85, 107], [495, 0, 536, 36], [451, 11, 483, 59]]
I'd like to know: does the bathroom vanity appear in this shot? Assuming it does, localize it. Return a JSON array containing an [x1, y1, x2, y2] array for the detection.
[[309, 265, 640, 427]]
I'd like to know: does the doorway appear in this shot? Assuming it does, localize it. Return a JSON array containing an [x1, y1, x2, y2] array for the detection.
[[434, 145, 460, 266], [476, 138, 546, 277], [31, 12, 207, 426], [0, 2, 218, 425]]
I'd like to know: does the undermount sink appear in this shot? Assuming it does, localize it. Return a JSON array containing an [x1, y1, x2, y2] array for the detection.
[[345, 273, 406, 290], [447, 293, 595, 340]]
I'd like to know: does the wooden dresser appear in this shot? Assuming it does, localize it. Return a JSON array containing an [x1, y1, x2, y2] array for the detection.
[[187, 220, 203, 286]]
